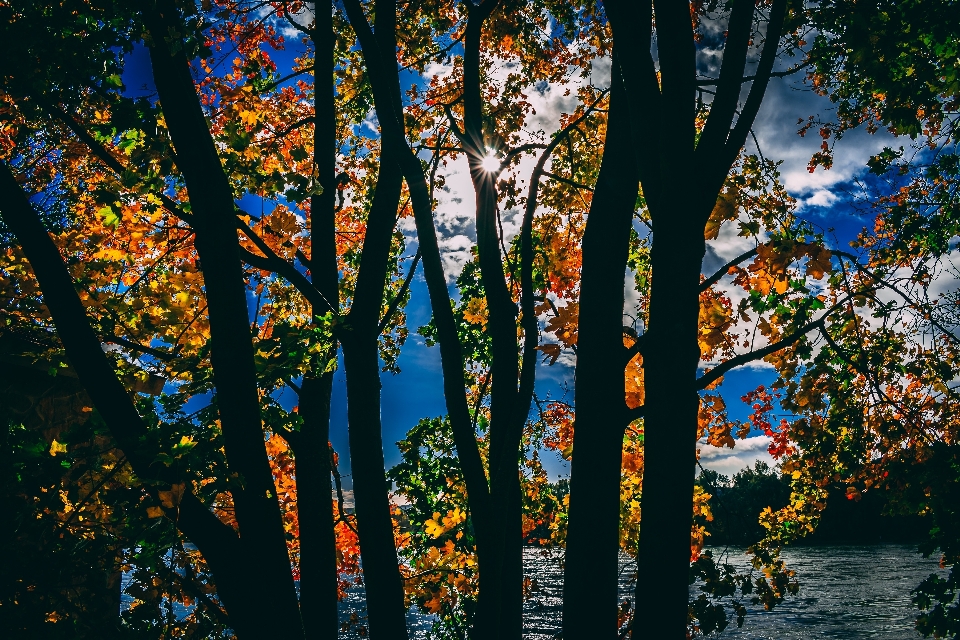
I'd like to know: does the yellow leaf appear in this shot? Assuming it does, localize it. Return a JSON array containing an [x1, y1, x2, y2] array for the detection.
[[463, 297, 489, 327], [49, 440, 68, 456], [424, 512, 445, 538], [146, 506, 165, 519]]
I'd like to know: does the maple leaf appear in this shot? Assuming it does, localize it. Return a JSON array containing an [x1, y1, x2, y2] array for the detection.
[[537, 343, 562, 365], [804, 245, 833, 279], [463, 296, 488, 327], [704, 187, 739, 240], [546, 302, 579, 347], [49, 439, 68, 456]]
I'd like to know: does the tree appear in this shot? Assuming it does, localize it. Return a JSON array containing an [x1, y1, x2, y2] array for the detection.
[[3, 1, 960, 639]]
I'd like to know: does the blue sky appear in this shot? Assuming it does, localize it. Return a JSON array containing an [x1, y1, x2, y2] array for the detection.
[[121, 15, 902, 487]]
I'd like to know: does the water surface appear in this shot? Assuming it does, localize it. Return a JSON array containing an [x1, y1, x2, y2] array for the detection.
[[516, 545, 946, 639]]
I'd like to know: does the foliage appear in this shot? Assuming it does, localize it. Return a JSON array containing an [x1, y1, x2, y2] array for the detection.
[[2, 0, 960, 638]]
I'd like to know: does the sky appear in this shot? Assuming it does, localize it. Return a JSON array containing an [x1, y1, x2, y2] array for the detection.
[[321, 56, 896, 487], [121, 10, 904, 491]]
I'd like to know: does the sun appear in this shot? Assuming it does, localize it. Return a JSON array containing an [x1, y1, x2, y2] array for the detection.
[[481, 153, 500, 172]]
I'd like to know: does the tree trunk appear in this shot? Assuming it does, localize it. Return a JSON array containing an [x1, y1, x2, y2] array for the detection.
[[0, 163, 276, 638], [297, 3, 343, 636], [142, 4, 310, 634], [338, 82, 408, 636], [298, 373, 340, 639], [341, 333, 409, 639], [561, 57, 639, 637], [631, 222, 705, 639]]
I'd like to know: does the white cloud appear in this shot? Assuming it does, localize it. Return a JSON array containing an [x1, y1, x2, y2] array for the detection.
[[748, 75, 895, 214], [801, 188, 839, 209], [423, 60, 455, 80], [699, 435, 775, 477]]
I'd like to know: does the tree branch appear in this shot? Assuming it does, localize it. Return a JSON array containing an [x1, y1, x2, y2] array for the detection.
[[236, 218, 337, 315], [721, 0, 789, 177], [696, 0, 757, 162], [696, 316, 825, 391], [694, 67, 802, 86], [377, 249, 421, 334], [105, 335, 176, 362], [699, 247, 758, 293], [542, 170, 592, 191], [0, 160, 247, 613]]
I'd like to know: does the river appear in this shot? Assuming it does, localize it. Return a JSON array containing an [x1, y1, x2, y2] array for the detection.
[[337, 545, 948, 638]]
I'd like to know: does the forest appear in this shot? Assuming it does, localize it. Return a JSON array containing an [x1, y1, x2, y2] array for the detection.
[[0, 0, 958, 638]]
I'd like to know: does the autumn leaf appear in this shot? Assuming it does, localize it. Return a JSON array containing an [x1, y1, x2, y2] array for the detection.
[[158, 483, 185, 509], [463, 296, 489, 327], [704, 187, 739, 240], [537, 343, 562, 365], [804, 245, 833, 279], [49, 439, 68, 456], [546, 302, 579, 347]]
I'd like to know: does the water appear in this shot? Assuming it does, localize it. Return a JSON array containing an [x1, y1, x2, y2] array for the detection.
[[518, 545, 948, 639], [124, 545, 948, 637]]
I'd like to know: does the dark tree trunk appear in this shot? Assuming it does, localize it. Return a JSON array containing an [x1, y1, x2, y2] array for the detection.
[[458, 6, 531, 638], [297, 374, 340, 639], [339, 90, 407, 637], [631, 224, 704, 639], [341, 333, 409, 640], [0, 163, 272, 638], [600, 0, 787, 635], [297, 3, 343, 637], [144, 5, 306, 635], [561, 57, 639, 637]]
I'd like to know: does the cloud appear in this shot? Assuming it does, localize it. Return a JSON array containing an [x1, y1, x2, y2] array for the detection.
[[332, 488, 355, 510], [699, 435, 775, 477], [423, 60, 455, 80], [749, 75, 895, 214]]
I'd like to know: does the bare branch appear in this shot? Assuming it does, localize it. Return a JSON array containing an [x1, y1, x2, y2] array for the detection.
[[699, 247, 758, 293], [696, 317, 825, 391], [377, 249, 422, 334]]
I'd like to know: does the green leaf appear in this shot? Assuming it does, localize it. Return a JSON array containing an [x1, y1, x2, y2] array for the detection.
[[98, 205, 120, 229]]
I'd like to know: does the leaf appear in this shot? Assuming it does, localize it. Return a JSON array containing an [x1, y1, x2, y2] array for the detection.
[[804, 245, 833, 280], [705, 187, 739, 240], [146, 506, 165, 519], [289, 146, 309, 162], [158, 483, 185, 509], [463, 297, 488, 327], [171, 435, 196, 458], [424, 512, 446, 538], [546, 303, 579, 347], [49, 439, 68, 456], [97, 205, 120, 229], [537, 343, 562, 365]]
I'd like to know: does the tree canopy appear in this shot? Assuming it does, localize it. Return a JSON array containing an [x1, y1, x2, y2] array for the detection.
[[1, 0, 959, 638]]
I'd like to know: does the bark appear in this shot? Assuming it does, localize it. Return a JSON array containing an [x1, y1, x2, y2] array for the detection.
[[337, 142, 408, 639], [310, 1, 340, 312], [297, 4, 343, 638], [145, 4, 303, 635], [458, 4, 534, 637], [297, 373, 340, 640], [561, 56, 639, 637], [630, 226, 705, 639], [338, 4, 409, 621], [599, 0, 789, 636], [0, 162, 268, 637], [338, 3, 493, 638]]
